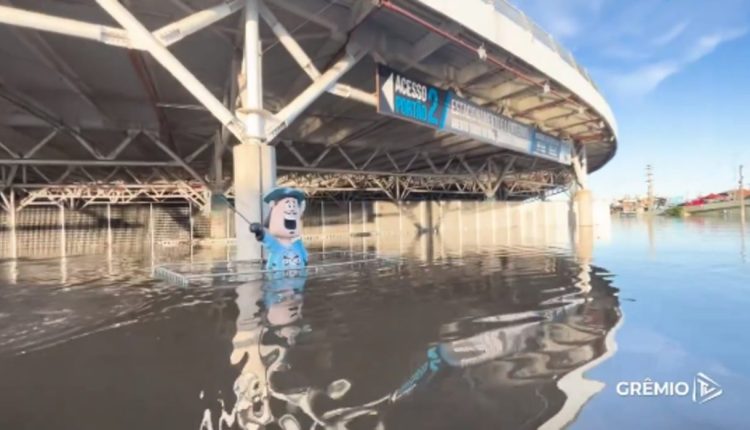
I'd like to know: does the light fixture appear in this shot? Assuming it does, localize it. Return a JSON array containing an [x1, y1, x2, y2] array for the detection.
[[477, 43, 487, 61]]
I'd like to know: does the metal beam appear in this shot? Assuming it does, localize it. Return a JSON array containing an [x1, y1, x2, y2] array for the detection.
[[143, 132, 204, 182], [259, 3, 375, 107], [0, 139, 20, 159], [267, 45, 367, 141], [0, 159, 178, 167], [106, 130, 140, 160], [156, 0, 243, 46], [277, 164, 477, 179], [23, 130, 58, 159], [4, 5, 114, 126], [0, 2, 243, 49], [96, 0, 248, 142]]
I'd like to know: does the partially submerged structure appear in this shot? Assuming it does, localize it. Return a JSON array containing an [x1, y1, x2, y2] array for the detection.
[[0, 0, 618, 257]]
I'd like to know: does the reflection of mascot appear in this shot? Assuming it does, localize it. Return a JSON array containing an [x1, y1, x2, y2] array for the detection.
[[249, 187, 308, 271]]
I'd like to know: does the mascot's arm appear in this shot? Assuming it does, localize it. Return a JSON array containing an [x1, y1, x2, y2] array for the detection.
[[249, 223, 265, 241]]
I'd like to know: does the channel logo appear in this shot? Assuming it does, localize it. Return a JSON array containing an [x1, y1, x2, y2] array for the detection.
[[616, 372, 723, 404], [693, 372, 723, 404]]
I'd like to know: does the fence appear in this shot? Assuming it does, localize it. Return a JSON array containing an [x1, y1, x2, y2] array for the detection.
[[492, 0, 599, 90], [0, 199, 604, 259], [0, 203, 206, 259]]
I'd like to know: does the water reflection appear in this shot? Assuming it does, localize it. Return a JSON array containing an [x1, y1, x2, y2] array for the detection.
[[201, 243, 621, 430], [741, 220, 747, 263]]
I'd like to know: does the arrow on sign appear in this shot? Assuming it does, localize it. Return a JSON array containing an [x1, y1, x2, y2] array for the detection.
[[383, 72, 394, 111]]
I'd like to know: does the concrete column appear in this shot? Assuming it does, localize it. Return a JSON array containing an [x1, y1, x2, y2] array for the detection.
[[348, 201, 354, 253], [491, 200, 497, 246], [59, 204, 66, 257], [233, 142, 270, 260], [574, 189, 594, 227], [572, 144, 593, 227], [458, 200, 463, 257], [211, 133, 224, 192], [107, 203, 113, 275], [321, 200, 326, 253], [107, 203, 112, 248], [9, 191, 17, 260], [398, 201, 403, 254], [474, 201, 480, 251], [210, 194, 229, 239], [234, 0, 276, 260], [361, 201, 367, 253], [149, 203, 155, 261]]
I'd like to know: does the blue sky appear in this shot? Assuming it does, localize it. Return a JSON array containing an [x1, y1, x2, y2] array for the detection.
[[513, 0, 750, 200]]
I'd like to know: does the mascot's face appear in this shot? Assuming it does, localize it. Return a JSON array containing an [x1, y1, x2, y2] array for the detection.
[[268, 197, 304, 239]]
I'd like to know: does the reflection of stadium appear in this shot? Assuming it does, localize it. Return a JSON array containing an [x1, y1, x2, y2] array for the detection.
[[204, 249, 621, 429]]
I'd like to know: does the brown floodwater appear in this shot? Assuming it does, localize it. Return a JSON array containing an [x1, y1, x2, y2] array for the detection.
[[1, 214, 749, 429]]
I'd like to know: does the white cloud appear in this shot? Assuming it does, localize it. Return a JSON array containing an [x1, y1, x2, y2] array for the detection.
[[652, 21, 690, 46], [607, 27, 747, 98], [685, 27, 747, 61], [512, 0, 750, 99], [607, 62, 679, 98], [547, 15, 580, 39], [513, 0, 603, 40]]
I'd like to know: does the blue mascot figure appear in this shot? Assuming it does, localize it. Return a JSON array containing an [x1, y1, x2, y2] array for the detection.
[[249, 187, 308, 272]]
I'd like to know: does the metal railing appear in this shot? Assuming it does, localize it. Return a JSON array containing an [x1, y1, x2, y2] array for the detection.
[[492, 0, 599, 91]]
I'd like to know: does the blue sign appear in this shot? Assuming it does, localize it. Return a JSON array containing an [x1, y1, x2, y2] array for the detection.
[[376, 65, 572, 165]]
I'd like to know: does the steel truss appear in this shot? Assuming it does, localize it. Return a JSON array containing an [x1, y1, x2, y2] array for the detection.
[[278, 170, 569, 201], [6, 182, 210, 211], [0, 0, 583, 208], [274, 139, 571, 200]]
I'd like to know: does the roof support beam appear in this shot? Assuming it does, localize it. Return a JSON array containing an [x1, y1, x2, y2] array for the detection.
[[143, 131, 204, 182], [106, 130, 140, 160], [0, 159, 179, 167], [0, 86, 103, 159], [0, 139, 20, 159], [266, 45, 367, 142], [259, 3, 375, 107], [23, 130, 58, 159], [3, 3, 114, 126], [96, 0, 248, 142], [0, 1, 243, 49]]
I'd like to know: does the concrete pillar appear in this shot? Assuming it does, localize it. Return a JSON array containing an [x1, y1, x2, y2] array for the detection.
[[107, 204, 112, 274], [348, 201, 354, 253], [505, 201, 513, 245], [9, 191, 17, 260], [570, 142, 593, 227], [234, 0, 276, 260], [209, 129, 228, 240], [361, 201, 366, 253], [107, 203, 112, 248], [474, 201, 480, 250], [210, 194, 229, 239], [491, 200, 497, 246], [574, 189, 594, 227], [234, 142, 276, 260], [399, 202, 406, 254], [321, 200, 326, 253], [59, 204, 66, 257], [149, 203, 155, 262]]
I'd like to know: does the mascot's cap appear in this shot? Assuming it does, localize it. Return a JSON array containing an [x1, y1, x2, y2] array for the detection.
[[263, 187, 306, 204]]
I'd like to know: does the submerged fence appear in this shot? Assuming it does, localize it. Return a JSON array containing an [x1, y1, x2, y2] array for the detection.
[[0, 199, 595, 259]]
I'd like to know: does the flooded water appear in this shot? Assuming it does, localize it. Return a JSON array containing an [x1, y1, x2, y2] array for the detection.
[[0, 211, 748, 429]]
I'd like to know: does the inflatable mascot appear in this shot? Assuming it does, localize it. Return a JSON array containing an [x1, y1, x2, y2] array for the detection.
[[250, 187, 308, 271]]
